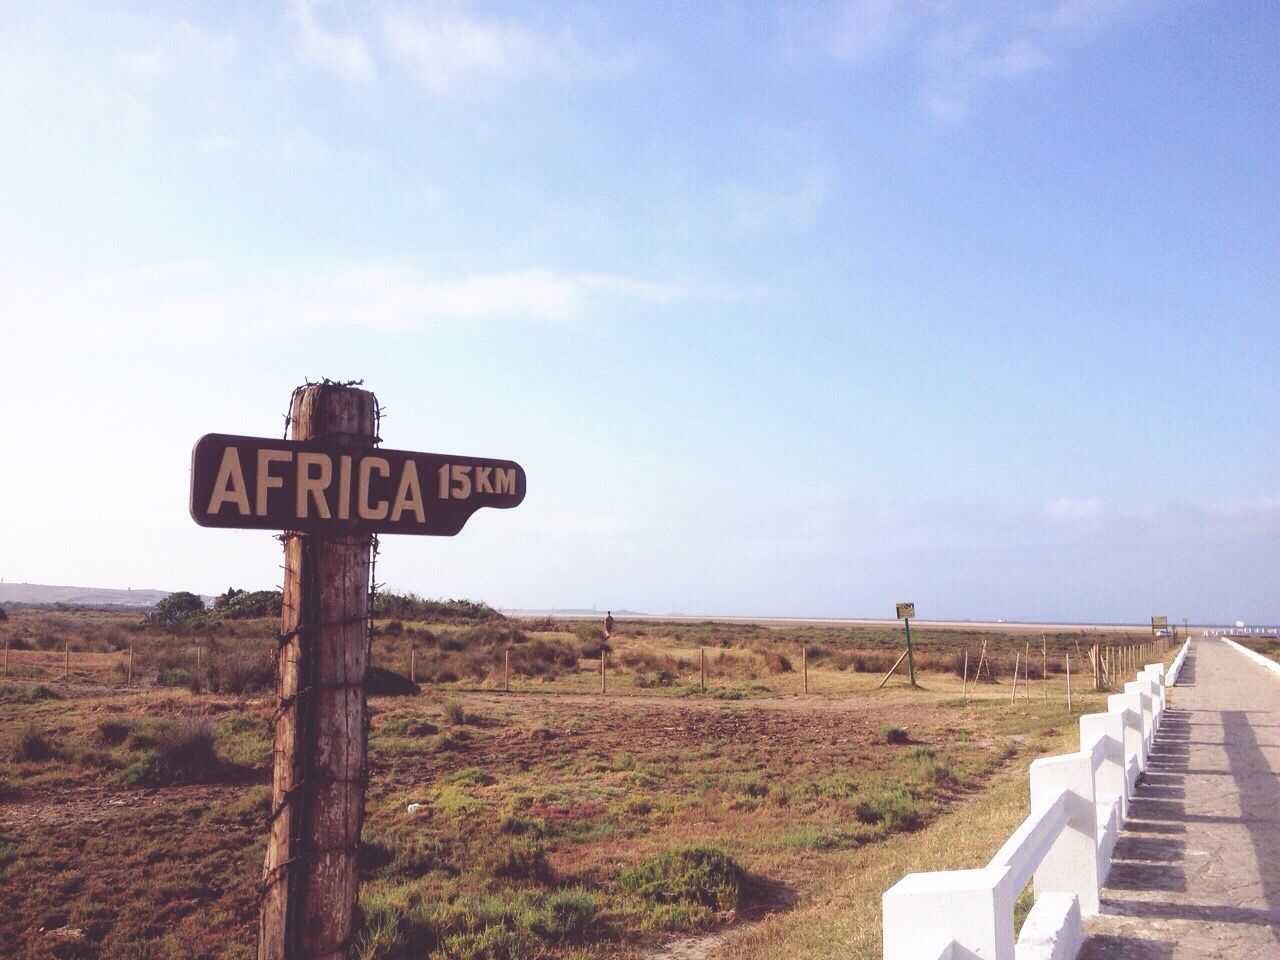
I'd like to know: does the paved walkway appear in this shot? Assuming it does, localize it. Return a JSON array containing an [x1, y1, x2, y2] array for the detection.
[[1083, 639, 1280, 959]]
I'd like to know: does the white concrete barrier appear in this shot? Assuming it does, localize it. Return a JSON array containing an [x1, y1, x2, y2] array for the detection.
[[1219, 636, 1280, 679], [882, 640, 1190, 960]]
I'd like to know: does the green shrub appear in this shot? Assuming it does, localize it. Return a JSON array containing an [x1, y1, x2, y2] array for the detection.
[[434, 925, 529, 960], [530, 889, 601, 944], [0, 683, 61, 704], [881, 724, 911, 744], [124, 717, 220, 785], [381, 716, 440, 738], [481, 839, 552, 882], [854, 784, 924, 832], [155, 667, 194, 688], [12, 725, 54, 762], [443, 700, 466, 725], [96, 719, 133, 746], [361, 829, 444, 880], [207, 651, 274, 695], [633, 669, 678, 688], [617, 847, 742, 929], [901, 745, 962, 788], [441, 766, 492, 787]]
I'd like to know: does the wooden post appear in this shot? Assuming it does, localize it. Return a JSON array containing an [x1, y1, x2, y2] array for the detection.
[[504, 649, 510, 692], [600, 649, 606, 694], [974, 638, 989, 687], [903, 617, 917, 687], [962, 649, 969, 701], [1066, 653, 1072, 712], [64, 643, 70, 682], [259, 382, 377, 960], [410, 647, 416, 684], [1011, 652, 1020, 703], [1091, 644, 1100, 691], [802, 647, 808, 694], [127, 645, 134, 688], [1023, 641, 1030, 699], [699, 648, 705, 693], [1041, 635, 1047, 699], [877, 649, 910, 688]]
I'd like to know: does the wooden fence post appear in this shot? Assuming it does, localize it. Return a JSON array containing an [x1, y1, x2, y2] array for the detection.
[[64, 643, 70, 682], [699, 648, 705, 693], [259, 383, 377, 960], [1066, 653, 1072, 712], [962, 649, 969, 700], [802, 647, 808, 694], [1011, 652, 1020, 703], [504, 649, 510, 692], [600, 649, 607, 694], [127, 645, 134, 688], [1041, 635, 1047, 700], [410, 647, 416, 684]]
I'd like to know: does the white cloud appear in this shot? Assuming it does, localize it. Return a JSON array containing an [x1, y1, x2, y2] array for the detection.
[[2, 260, 708, 342], [818, 0, 1154, 120], [292, 0, 375, 81], [721, 164, 830, 234], [1044, 497, 1106, 526]]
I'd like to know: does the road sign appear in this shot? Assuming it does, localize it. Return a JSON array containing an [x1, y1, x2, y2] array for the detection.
[[191, 433, 525, 536], [1151, 615, 1168, 628], [896, 602, 915, 620]]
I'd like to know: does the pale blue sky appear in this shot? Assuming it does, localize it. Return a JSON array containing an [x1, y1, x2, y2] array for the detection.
[[1, 1, 1276, 623]]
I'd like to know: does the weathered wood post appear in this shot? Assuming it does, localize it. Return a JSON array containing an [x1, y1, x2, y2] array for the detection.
[[1065, 652, 1072, 712], [189, 380, 525, 960], [961, 649, 968, 700], [802, 646, 808, 694], [64, 643, 70, 682], [699, 647, 706, 693], [504, 649, 510, 692], [410, 647, 416, 684], [1041, 635, 1048, 699], [127, 645, 134, 687], [1011, 652, 1020, 702], [259, 383, 377, 960], [600, 649, 606, 694]]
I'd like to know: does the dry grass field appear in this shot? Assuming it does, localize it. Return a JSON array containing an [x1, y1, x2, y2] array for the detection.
[[0, 604, 1163, 960]]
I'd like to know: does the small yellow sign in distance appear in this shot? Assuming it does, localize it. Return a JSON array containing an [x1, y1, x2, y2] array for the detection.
[[1151, 615, 1168, 627], [896, 602, 915, 620]]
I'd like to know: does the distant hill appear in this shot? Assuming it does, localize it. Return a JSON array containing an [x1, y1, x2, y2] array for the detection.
[[0, 582, 170, 608], [502, 608, 648, 617]]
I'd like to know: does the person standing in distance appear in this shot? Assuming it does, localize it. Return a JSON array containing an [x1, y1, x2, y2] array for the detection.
[[604, 611, 614, 639]]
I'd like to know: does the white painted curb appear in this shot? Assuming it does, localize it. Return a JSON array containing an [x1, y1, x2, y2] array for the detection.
[[1219, 636, 1280, 679]]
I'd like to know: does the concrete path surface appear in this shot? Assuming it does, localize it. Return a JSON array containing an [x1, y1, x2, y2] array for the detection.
[[1083, 638, 1280, 958]]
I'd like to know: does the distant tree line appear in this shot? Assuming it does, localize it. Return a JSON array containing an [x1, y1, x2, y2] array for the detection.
[[145, 588, 500, 625]]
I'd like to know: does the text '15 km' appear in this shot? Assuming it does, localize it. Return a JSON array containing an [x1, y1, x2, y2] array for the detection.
[[190, 433, 526, 536]]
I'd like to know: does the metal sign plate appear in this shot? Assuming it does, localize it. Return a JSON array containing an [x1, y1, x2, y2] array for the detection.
[[896, 602, 915, 620], [191, 433, 525, 536]]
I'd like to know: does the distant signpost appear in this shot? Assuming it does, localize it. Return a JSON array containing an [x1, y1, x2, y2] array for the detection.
[[1151, 614, 1168, 636], [190, 382, 525, 960], [879, 601, 918, 688]]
